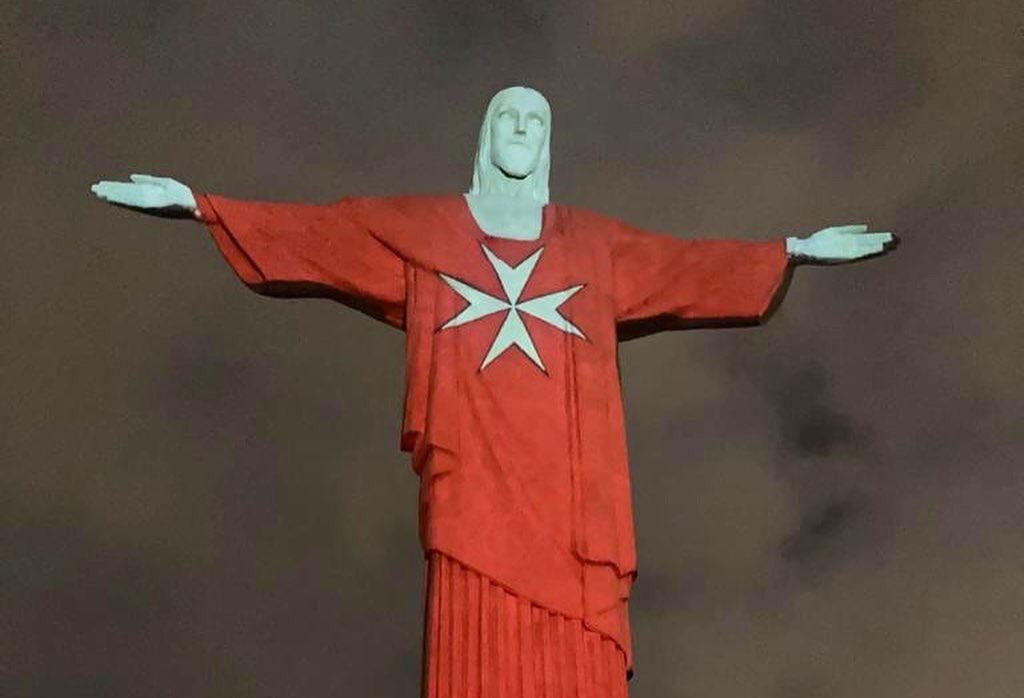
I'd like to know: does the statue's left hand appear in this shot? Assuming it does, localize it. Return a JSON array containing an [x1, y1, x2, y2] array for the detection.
[[787, 225, 898, 264]]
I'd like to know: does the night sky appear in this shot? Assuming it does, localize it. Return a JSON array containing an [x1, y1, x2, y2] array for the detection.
[[4, 2, 1023, 696]]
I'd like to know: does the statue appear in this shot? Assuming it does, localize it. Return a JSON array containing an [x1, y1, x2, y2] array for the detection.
[[91, 86, 895, 697]]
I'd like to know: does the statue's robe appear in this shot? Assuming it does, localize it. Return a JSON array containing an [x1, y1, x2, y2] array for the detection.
[[196, 193, 792, 696]]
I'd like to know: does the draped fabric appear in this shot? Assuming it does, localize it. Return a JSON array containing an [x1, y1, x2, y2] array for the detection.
[[196, 192, 792, 683], [423, 551, 629, 698]]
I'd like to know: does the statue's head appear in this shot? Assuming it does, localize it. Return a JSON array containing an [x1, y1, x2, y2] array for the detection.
[[470, 86, 551, 203]]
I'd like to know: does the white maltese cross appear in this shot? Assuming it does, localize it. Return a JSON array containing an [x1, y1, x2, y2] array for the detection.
[[438, 244, 587, 372]]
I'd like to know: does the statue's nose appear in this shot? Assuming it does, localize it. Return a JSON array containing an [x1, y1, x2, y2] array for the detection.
[[515, 114, 527, 134]]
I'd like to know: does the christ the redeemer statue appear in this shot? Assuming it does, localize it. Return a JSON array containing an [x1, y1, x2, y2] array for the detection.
[[92, 86, 895, 698]]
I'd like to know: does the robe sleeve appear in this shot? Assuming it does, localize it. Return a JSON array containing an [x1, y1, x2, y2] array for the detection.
[[611, 219, 793, 341], [195, 193, 406, 329]]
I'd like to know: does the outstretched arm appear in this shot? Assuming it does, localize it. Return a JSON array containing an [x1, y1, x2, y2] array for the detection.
[[611, 219, 898, 341], [90, 173, 407, 329]]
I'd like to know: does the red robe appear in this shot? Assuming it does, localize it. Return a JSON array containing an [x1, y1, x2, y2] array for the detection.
[[196, 192, 792, 678]]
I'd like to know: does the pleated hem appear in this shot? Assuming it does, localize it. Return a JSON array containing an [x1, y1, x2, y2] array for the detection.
[[422, 551, 629, 698]]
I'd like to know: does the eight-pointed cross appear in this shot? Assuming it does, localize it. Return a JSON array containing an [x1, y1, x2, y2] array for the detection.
[[438, 244, 587, 372]]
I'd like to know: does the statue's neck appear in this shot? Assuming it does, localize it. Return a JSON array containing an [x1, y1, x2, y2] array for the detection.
[[463, 193, 543, 240], [477, 174, 534, 199]]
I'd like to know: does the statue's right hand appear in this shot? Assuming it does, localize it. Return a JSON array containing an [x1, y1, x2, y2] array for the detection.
[[90, 174, 199, 218]]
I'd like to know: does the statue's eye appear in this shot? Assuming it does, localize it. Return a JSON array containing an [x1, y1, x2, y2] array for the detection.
[[528, 114, 545, 127]]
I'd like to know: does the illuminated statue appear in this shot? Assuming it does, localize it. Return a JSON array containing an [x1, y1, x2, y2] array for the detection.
[[92, 86, 895, 698]]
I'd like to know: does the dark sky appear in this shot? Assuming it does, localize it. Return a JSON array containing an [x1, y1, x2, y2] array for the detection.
[[4, 1, 1023, 696]]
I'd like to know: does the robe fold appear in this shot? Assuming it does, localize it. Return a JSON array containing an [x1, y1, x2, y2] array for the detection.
[[196, 192, 792, 682]]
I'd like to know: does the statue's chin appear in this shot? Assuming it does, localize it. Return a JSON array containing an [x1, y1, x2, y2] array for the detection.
[[495, 163, 533, 180]]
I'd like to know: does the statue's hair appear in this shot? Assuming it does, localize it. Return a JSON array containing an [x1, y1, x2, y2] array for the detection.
[[469, 86, 551, 204]]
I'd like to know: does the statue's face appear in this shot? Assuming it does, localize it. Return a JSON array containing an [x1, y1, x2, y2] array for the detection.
[[488, 89, 549, 179]]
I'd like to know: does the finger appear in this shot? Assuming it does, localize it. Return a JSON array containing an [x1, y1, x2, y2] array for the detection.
[[856, 232, 892, 244], [92, 180, 124, 190], [91, 181, 121, 199], [92, 179, 134, 194], [836, 224, 869, 235], [92, 182, 142, 203], [130, 174, 163, 184], [852, 241, 887, 258], [91, 182, 123, 200]]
